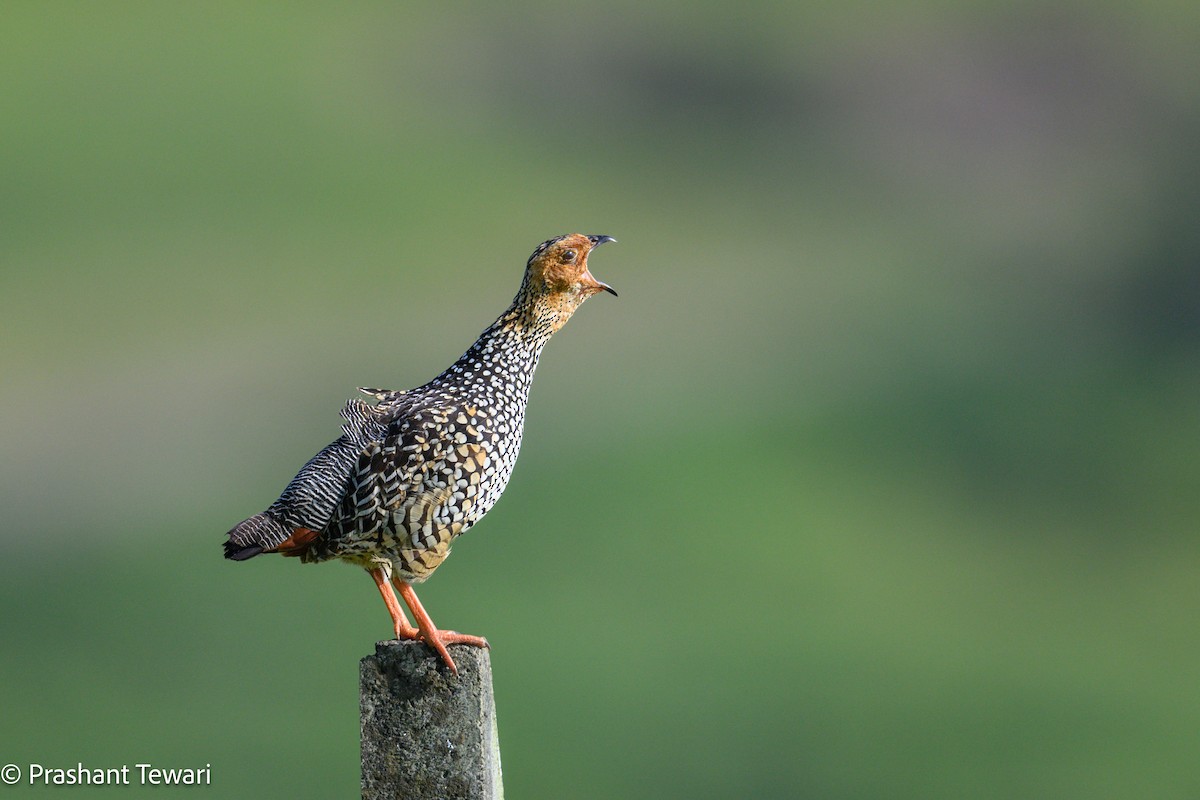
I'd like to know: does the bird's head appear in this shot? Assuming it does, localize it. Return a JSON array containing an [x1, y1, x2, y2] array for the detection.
[[513, 233, 617, 335], [524, 233, 617, 300]]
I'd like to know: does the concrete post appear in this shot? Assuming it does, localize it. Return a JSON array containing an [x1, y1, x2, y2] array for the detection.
[[360, 641, 503, 800]]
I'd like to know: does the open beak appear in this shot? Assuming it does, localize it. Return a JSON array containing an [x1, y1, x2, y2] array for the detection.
[[585, 235, 618, 296]]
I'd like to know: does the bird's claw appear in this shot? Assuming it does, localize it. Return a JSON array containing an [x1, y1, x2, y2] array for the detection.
[[440, 630, 490, 648], [421, 630, 489, 675], [394, 626, 488, 674]]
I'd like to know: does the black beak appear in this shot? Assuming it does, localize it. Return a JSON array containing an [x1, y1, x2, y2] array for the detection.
[[584, 235, 618, 296]]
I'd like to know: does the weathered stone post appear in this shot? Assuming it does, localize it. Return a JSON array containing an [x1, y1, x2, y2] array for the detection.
[[360, 640, 503, 800]]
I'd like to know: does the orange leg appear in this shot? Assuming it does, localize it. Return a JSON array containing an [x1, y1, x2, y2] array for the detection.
[[390, 576, 488, 675], [368, 567, 418, 640]]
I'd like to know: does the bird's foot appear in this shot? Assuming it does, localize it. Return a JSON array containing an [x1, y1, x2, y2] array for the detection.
[[414, 628, 489, 675], [390, 578, 488, 674], [437, 630, 490, 649], [392, 622, 488, 674], [392, 621, 420, 640]]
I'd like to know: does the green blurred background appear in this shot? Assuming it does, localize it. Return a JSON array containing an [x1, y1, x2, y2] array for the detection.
[[2, 2, 1198, 798]]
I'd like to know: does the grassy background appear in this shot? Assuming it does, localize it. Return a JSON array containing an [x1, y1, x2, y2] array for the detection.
[[2, 2, 1198, 798]]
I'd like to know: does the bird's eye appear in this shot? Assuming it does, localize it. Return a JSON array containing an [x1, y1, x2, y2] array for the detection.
[[562, 250, 577, 262]]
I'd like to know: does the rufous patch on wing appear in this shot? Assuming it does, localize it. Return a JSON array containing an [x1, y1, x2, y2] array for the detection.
[[275, 526, 321, 557]]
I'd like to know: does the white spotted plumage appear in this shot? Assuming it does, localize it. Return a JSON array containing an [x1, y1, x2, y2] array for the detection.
[[224, 234, 617, 588]]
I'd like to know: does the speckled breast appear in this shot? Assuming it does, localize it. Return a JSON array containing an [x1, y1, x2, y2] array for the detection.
[[324, 396, 526, 581]]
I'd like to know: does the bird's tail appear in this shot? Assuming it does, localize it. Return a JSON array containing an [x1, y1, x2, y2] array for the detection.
[[223, 512, 291, 561]]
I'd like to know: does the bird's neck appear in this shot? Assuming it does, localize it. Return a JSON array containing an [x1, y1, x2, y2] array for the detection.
[[439, 292, 573, 399], [497, 285, 582, 342]]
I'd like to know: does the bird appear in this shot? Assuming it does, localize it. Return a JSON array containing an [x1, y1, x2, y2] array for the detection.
[[224, 233, 617, 673]]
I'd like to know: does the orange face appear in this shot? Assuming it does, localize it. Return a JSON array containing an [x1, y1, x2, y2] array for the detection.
[[526, 233, 617, 299]]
